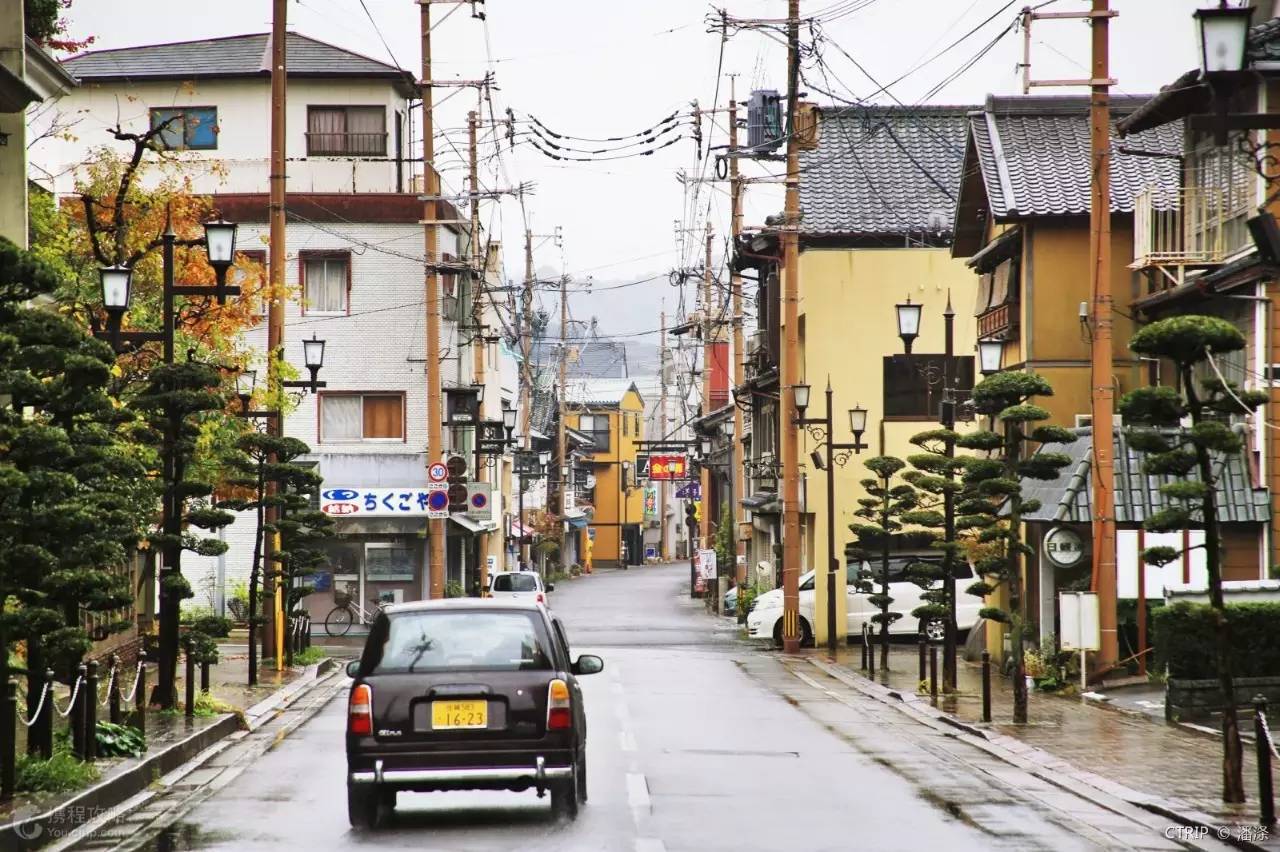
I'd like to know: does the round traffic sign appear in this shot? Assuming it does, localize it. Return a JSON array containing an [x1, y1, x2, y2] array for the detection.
[[470, 492, 488, 510], [446, 455, 468, 479], [428, 462, 448, 483], [427, 490, 449, 511]]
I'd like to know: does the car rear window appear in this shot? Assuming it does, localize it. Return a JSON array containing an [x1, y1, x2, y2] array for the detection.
[[369, 610, 554, 674], [492, 573, 538, 592]]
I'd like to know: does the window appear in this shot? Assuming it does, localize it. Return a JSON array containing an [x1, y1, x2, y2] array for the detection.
[[369, 610, 553, 674], [320, 393, 404, 442], [578, 414, 610, 451], [150, 107, 218, 150], [302, 253, 349, 314], [306, 106, 387, 156], [492, 574, 538, 592], [882, 355, 975, 420]]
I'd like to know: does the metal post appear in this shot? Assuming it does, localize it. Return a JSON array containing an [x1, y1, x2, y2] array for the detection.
[[867, 626, 876, 679], [942, 297, 958, 690], [861, 626, 868, 670], [929, 645, 939, 700], [109, 655, 121, 725], [72, 663, 87, 759], [1257, 696, 1276, 828], [1, 680, 15, 800], [135, 653, 147, 735], [184, 640, 195, 719], [85, 661, 99, 760], [982, 650, 992, 723], [919, 635, 927, 684], [201, 659, 211, 694], [38, 669, 54, 758], [825, 386, 837, 655]]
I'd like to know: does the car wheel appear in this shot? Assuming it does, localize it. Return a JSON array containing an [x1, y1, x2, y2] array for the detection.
[[379, 788, 397, 811], [551, 762, 580, 819], [799, 618, 813, 648], [347, 784, 379, 830], [920, 618, 946, 644]]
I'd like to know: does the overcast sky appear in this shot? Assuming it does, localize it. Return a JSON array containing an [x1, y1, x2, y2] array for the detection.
[[59, 0, 1216, 343]]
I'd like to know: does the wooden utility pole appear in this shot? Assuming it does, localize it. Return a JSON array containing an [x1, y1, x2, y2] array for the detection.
[[701, 228, 714, 554], [729, 79, 747, 593], [468, 107, 490, 592], [557, 270, 568, 526], [518, 229, 534, 568], [421, 0, 445, 598], [780, 0, 803, 653], [1089, 0, 1119, 673], [659, 309, 669, 560], [263, 0, 287, 668]]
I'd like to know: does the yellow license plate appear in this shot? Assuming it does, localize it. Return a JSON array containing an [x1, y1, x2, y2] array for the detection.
[[431, 700, 488, 730]]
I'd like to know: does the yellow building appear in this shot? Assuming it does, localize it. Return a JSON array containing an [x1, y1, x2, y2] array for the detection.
[[565, 380, 646, 569]]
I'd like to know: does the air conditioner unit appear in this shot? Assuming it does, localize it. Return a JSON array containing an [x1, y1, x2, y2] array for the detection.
[[1073, 414, 1123, 429]]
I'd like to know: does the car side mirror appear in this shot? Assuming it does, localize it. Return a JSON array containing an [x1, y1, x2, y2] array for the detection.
[[546, 583, 555, 592], [345, 660, 361, 678], [572, 654, 604, 676]]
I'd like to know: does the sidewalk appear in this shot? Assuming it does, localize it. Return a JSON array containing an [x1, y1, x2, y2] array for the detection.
[[828, 642, 1278, 849]]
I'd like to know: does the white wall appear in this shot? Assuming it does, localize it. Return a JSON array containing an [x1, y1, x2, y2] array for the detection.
[[30, 77, 410, 195]]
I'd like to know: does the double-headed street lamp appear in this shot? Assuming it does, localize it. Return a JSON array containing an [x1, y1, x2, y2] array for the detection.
[[513, 449, 551, 571], [234, 334, 329, 418], [94, 216, 242, 710], [793, 380, 867, 654]]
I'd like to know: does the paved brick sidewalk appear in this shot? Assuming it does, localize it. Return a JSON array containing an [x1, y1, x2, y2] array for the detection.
[[825, 643, 1279, 849]]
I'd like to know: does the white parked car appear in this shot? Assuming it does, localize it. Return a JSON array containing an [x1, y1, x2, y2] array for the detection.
[[488, 571, 552, 606], [745, 557, 984, 646]]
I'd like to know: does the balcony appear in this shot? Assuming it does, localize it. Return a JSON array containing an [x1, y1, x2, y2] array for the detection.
[[1132, 185, 1253, 270], [977, 302, 1017, 340]]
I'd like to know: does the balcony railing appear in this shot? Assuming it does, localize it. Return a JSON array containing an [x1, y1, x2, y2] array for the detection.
[[1132, 185, 1252, 269], [305, 132, 388, 157], [977, 302, 1017, 340]]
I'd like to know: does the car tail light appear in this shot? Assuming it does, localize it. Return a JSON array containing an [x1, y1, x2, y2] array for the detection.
[[547, 679, 572, 730], [349, 684, 372, 735]]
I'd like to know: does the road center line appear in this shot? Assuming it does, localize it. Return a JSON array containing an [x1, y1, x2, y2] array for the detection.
[[626, 772, 652, 816], [620, 731, 637, 752], [634, 839, 666, 852]]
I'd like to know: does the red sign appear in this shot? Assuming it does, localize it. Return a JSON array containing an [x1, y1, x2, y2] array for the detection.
[[648, 454, 688, 481], [323, 502, 359, 515]]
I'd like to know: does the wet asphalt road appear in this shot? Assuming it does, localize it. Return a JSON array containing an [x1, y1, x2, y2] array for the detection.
[[123, 564, 1215, 852]]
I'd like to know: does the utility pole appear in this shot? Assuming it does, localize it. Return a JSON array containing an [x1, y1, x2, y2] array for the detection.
[[780, 0, 803, 653], [701, 227, 714, 556], [557, 268, 568, 533], [421, 0, 445, 599], [1089, 0, 1119, 673], [262, 0, 287, 668], [468, 106, 490, 592], [519, 228, 534, 569], [729, 78, 747, 594], [659, 308, 668, 560]]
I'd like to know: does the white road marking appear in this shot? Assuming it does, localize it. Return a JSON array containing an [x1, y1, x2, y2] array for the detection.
[[635, 839, 666, 852], [627, 772, 652, 815], [620, 731, 637, 752]]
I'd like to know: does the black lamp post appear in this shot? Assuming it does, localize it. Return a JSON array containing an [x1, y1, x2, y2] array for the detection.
[[235, 337, 328, 420], [978, 338, 1005, 376], [93, 216, 242, 710], [513, 448, 551, 571], [621, 459, 633, 569], [793, 378, 868, 654], [894, 297, 924, 355]]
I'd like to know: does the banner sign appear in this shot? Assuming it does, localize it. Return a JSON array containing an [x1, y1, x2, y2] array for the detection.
[[322, 487, 438, 518], [638, 454, 689, 481]]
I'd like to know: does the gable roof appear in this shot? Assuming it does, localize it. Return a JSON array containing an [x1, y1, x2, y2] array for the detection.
[[564, 378, 642, 409], [1021, 426, 1269, 525], [62, 32, 414, 96], [953, 95, 1181, 255], [799, 105, 973, 243]]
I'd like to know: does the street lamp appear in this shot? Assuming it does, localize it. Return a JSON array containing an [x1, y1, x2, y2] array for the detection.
[[99, 265, 133, 347], [502, 402, 517, 434], [235, 369, 256, 413], [978, 338, 1005, 376], [202, 218, 238, 305], [1195, 2, 1252, 76], [895, 297, 923, 355], [301, 334, 326, 393], [794, 378, 868, 653]]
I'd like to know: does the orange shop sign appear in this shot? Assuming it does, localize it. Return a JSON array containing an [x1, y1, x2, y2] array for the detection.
[[647, 454, 688, 480]]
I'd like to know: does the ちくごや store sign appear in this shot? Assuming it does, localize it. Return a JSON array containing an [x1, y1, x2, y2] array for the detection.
[[322, 487, 444, 518]]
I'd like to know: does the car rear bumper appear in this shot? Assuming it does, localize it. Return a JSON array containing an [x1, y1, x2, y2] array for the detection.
[[351, 755, 571, 791]]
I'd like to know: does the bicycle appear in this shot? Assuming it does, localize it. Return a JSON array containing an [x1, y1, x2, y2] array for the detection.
[[324, 587, 390, 637]]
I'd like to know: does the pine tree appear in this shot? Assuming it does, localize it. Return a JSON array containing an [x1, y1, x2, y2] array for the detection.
[[1119, 314, 1267, 804], [957, 371, 1075, 723]]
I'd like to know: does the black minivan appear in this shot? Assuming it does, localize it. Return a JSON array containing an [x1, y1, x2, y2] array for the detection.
[[344, 598, 603, 828]]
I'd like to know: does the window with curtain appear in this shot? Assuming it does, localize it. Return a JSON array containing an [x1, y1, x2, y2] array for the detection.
[[150, 107, 218, 150], [303, 254, 348, 314], [306, 106, 387, 156], [320, 394, 404, 442]]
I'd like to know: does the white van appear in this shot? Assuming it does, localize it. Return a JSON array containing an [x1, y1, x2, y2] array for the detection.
[[745, 556, 984, 646]]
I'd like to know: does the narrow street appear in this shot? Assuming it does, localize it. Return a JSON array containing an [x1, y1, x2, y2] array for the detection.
[[102, 564, 1221, 852]]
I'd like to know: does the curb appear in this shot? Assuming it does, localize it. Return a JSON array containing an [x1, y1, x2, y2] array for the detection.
[[0, 657, 341, 851], [807, 657, 1263, 852]]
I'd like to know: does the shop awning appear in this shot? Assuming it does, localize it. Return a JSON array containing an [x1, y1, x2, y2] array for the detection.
[[510, 520, 535, 539], [565, 515, 589, 530], [331, 517, 426, 535], [741, 491, 780, 514], [449, 515, 496, 533]]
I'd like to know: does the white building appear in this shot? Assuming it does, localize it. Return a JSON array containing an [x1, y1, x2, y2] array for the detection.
[[33, 32, 515, 619]]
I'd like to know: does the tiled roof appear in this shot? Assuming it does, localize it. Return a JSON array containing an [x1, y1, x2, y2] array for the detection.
[[968, 95, 1182, 219], [1247, 15, 1280, 62], [564, 378, 642, 408], [62, 32, 411, 90], [530, 338, 629, 380], [1021, 426, 1269, 525], [799, 105, 973, 238]]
